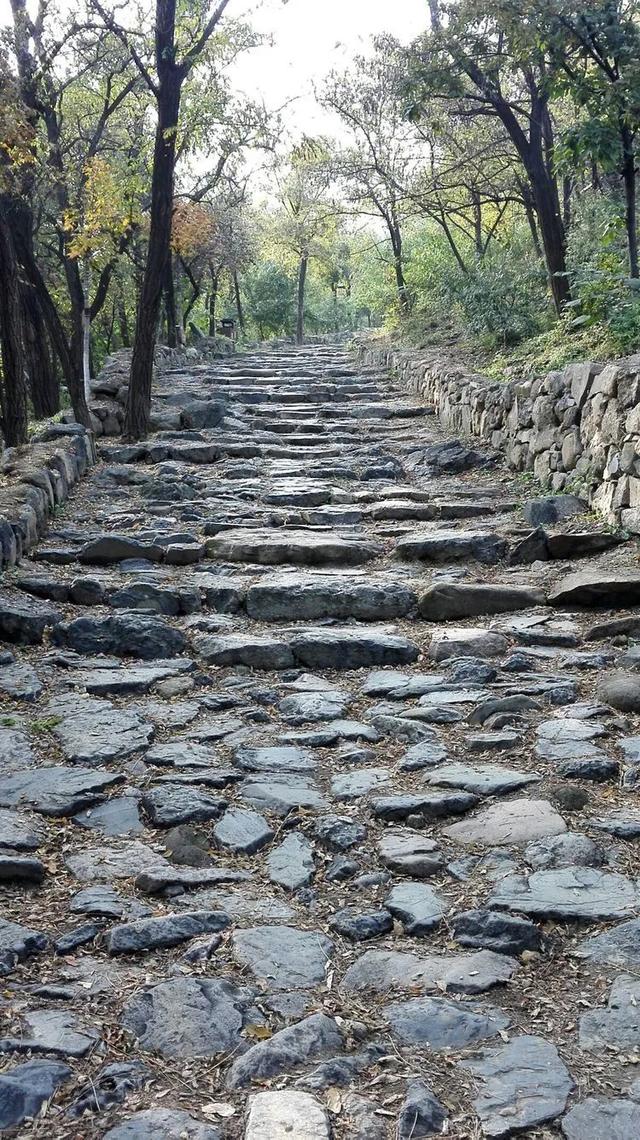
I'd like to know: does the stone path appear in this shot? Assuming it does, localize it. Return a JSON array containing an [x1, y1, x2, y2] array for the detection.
[[2, 344, 640, 1137]]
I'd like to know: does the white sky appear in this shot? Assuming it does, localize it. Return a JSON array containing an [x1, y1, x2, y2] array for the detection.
[[232, 0, 429, 136], [0, 0, 429, 137]]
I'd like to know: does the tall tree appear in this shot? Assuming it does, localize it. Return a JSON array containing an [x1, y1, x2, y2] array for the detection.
[[92, 0, 232, 439], [407, 0, 572, 313]]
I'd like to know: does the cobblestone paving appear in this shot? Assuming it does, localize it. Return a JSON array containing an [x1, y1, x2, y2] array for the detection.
[[2, 344, 640, 1138]]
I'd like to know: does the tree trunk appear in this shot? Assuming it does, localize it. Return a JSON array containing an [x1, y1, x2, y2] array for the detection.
[[387, 218, 410, 312], [232, 270, 245, 334], [208, 267, 219, 336], [82, 257, 92, 402], [529, 166, 570, 313], [118, 300, 131, 347], [23, 289, 59, 418], [10, 197, 91, 426], [164, 256, 178, 347], [296, 253, 308, 345], [621, 127, 639, 278], [125, 53, 182, 439], [0, 215, 28, 447]]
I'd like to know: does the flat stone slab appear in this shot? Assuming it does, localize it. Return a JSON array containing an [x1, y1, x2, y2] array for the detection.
[[78, 660, 192, 696], [0, 661, 43, 700], [66, 840, 169, 883], [378, 831, 444, 877], [395, 530, 507, 564], [341, 948, 517, 995], [232, 926, 333, 990], [384, 882, 445, 934], [0, 728, 35, 773], [280, 690, 350, 723], [196, 633, 294, 669], [227, 1013, 342, 1089], [106, 911, 230, 955], [51, 613, 186, 659], [246, 575, 416, 621], [50, 695, 153, 765], [240, 777, 328, 817], [444, 799, 567, 846], [0, 918, 48, 976], [213, 807, 273, 854], [372, 791, 479, 822], [458, 1035, 573, 1137], [383, 995, 510, 1048], [418, 582, 545, 620], [289, 626, 419, 670], [429, 627, 509, 662], [121, 976, 255, 1058], [0, 1059, 71, 1129], [561, 1096, 640, 1140], [426, 762, 541, 797], [579, 975, 640, 1050], [141, 785, 226, 826], [267, 833, 315, 890], [245, 1090, 331, 1140], [207, 528, 381, 566], [0, 766, 123, 816], [235, 746, 316, 774], [102, 1109, 220, 1140], [575, 918, 640, 966], [490, 868, 640, 920], [0, 807, 43, 851], [0, 1009, 100, 1058], [549, 571, 640, 607]]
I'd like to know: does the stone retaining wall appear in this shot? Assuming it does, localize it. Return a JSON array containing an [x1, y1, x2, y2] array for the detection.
[[0, 425, 96, 571], [357, 339, 640, 532]]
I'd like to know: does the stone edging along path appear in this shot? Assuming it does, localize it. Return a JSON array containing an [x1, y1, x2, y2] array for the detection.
[[356, 337, 640, 531], [0, 424, 96, 573]]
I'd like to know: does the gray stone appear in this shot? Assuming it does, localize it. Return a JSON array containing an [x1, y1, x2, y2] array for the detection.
[[314, 814, 367, 850], [458, 1035, 573, 1137], [0, 1009, 100, 1058], [576, 918, 640, 966], [549, 571, 640, 608], [429, 627, 508, 662], [102, 1109, 220, 1140], [0, 728, 34, 773], [384, 995, 510, 1048], [372, 791, 479, 822], [0, 595, 61, 644], [523, 494, 586, 526], [418, 582, 545, 620], [280, 690, 350, 722], [341, 948, 518, 995], [580, 975, 640, 1051], [50, 694, 153, 764], [73, 797, 144, 836], [399, 740, 448, 770], [289, 626, 419, 670], [79, 660, 192, 696], [397, 1080, 448, 1138], [561, 1097, 640, 1139], [213, 807, 273, 854], [0, 854, 45, 883], [241, 777, 327, 817], [0, 766, 123, 816], [599, 671, 640, 713], [268, 833, 315, 889], [141, 784, 226, 826], [196, 632, 294, 670], [66, 840, 169, 883], [52, 612, 186, 659], [228, 1014, 343, 1088], [490, 867, 640, 920], [331, 768, 390, 799], [121, 976, 254, 1058], [106, 911, 230, 954], [444, 799, 566, 846], [396, 530, 507, 564], [453, 909, 542, 955], [207, 528, 380, 566], [426, 762, 540, 797], [378, 831, 444, 877], [70, 885, 152, 920], [232, 926, 333, 990], [524, 832, 605, 869], [0, 918, 47, 975], [135, 864, 249, 895], [0, 807, 42, 851], [384, 882, 444, 934], [0, 1059, 71, 1128], [79, 534, 164, 563], [246, 575, 416, 621], [330, 907, 393, 941], [235, 745, 316, 773], [0, 662, 42, 700], [245, 1090, 331, 1139]]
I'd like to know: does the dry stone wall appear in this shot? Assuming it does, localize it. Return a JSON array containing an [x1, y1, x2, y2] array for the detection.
[[357, 340, 640, 532], [0, 424, 96, 570]]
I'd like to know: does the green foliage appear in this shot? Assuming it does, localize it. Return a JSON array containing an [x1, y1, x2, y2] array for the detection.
[[243, 261, 295, 339], [566, 192, 640, 352]]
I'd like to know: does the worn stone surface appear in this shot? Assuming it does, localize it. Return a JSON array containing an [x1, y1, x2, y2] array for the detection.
[[7, 342, 640, 1135]]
